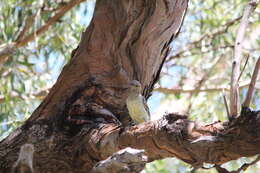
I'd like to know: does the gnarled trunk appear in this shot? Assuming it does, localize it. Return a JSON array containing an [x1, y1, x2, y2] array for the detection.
[[2, 1, 260, 173], [0, 0, 188, 172]]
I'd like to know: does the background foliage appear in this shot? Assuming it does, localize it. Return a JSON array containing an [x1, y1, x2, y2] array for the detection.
[[0, 0, 259, 172]]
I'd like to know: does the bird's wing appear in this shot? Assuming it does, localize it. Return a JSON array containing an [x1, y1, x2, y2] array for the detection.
[[142, 96, 150, 120]]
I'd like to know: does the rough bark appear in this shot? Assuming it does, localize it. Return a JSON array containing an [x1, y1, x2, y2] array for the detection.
[[1, 0, 259, 173], [0, 0, 188, 172], [91, 148, 147, 173]]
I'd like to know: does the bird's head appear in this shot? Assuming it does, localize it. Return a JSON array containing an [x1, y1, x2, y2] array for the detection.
[[128, 80, 142, 93]]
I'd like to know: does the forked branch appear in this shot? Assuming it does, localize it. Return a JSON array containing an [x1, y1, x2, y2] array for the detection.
[[230, 0, 259, 117], [0, 0, 86, 64]]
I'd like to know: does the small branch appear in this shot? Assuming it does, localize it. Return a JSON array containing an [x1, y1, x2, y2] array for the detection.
[[16, 0, 86, 48], [90, 148, 148, 173], [222, 90, 230, 120], [0, 0, 86, 65], [0, 43, 15, 63], [184, 56, 223, 113], [15, 14, 38, 42], [154, 82, 253, 94], [238, 54, 250, 82], [230, 0, 258, 117], [243, 57, 260, 107], [0, 88, 50, 104], [167, 17, 241, 61]]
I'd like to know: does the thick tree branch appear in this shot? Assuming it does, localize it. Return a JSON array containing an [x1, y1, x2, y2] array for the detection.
[[230, 0, 259, 117], [1, 110, 260, 172], [92, 110, 260, 167], [70, 109, 260, 168]]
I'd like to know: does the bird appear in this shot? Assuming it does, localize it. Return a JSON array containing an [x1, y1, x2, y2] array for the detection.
[[126, 80, 150, 124]]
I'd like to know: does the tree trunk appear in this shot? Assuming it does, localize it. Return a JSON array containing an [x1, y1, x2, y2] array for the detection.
[[1, 1, 260, 173]]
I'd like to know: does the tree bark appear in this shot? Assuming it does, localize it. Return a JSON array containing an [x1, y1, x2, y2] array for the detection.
[[1, 0, 259, 173]]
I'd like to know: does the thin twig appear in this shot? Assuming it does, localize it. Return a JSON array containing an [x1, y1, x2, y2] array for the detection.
[[230, 0, 258, 117], [167, 16, 241, 61], [0, 43, 15, 64], [16, 0, 86, 47], [238, 54, 250, 82], [0, 0, 86, 64], [222, 90, 230, 120], [185, 56, 223, 113], [243, 57, 260, 107], [0, 88, 49, 104], [154, 82, 253, 94], [15, 13, 38, 42]]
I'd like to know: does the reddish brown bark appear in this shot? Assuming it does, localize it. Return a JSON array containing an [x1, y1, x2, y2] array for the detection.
[[0, 1, 188, 172], [1, 0, 259, 173]]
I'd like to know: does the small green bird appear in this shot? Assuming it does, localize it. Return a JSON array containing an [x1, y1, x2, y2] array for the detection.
[[126, 80, 150, 124]]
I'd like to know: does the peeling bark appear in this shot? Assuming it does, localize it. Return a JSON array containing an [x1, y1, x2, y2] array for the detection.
[[3, 0, 259, 173], [91, 148, 147, 173]]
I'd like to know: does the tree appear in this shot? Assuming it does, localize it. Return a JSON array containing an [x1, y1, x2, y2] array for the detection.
[[0, 0, 260, 173]]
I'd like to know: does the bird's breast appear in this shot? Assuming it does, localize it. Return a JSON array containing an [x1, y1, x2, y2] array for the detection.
[[126, 95, 148, 123]]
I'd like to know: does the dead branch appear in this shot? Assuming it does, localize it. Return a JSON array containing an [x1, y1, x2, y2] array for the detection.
[[238, 54, 250, 82], [230, 0, 259, 117], [222, 91, 230, 120], [243, 57, 260, 107]]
